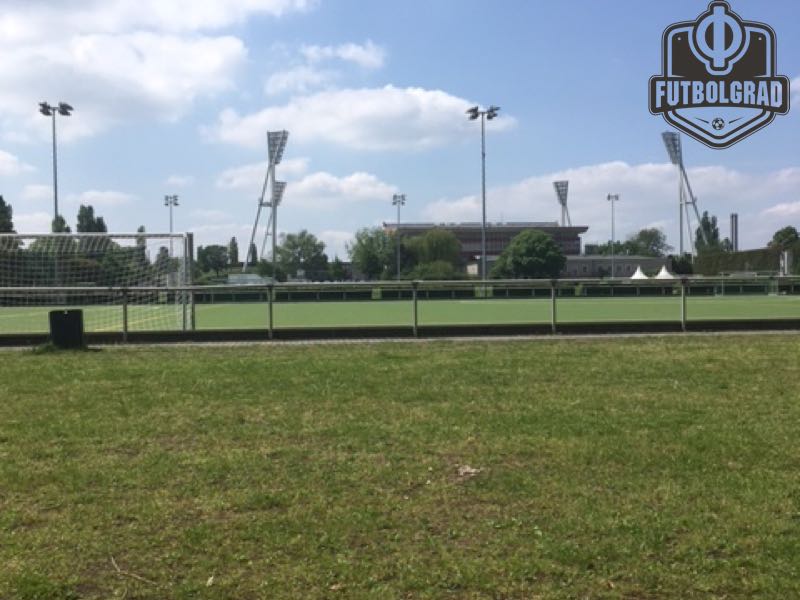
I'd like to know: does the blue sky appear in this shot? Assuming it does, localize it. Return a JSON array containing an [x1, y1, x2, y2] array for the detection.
[[1, 0, 798, 257]]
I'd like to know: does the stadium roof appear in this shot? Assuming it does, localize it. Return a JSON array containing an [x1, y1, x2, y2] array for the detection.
[[385, 222, 588, 233]]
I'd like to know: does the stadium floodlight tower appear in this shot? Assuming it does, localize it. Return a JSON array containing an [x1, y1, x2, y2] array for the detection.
[[265, 180, 287, 279], [164, 194, 179, 256], [245, 130, 289, 273], [607, 194, 620, 278], [662, 132, 708, 256], [392, 193, 406, 279], [466, 104, 500, 280], [553, 181, 571, 227], [38, 101, 74, 227]]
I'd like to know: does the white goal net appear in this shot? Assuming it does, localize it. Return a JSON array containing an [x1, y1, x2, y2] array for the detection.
[[0, 233, 192, 335]]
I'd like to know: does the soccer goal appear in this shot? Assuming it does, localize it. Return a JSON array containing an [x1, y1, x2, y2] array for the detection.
[[0, 233, 193, 335]]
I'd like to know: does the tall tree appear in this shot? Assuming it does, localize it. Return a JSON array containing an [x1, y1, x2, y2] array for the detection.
[[51, 214, 71, 233], [277, 230, 328, 279], [625, 228, 672, 257], [404, 229, 461, 266], [695, 211, 731, 255], [0, 196, 14, 233], [197, 245, 229, 275], [347, 228, 393, 280], [491, 230, 565, 279], [228, 237, 240, 265], [769, 226, 799, 249], [328, 256, 348, 281], [76, 205, 108, 233]]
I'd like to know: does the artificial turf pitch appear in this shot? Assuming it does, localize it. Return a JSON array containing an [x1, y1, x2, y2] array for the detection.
[[1, 294, 799, 334], [2, 335, 800, 598]]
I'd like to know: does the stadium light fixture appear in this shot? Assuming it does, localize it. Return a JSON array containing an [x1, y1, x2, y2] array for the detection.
[[553, 181, 571, 227], [466, 104, 501, 280], [661, 131, 707, 255], [164, 195, 179, 256], [270, 181, 287, 278], [607, 194, 620, 278], [268, 130, 289, 166], [392, 193, 406, 280], [662, 131, 682, 166], [245, 131, 290, 273], [38, 101, 73, 229]]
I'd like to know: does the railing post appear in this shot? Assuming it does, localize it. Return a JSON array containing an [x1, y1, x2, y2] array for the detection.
[[190, 289, 196, 331], [268, 284, 274, 340], [181, 287, 187, 332], [412, 281, 419, 338], [550, 280, 558, 335], [122, 289, 129, 343], [680, 278, 687, 332]]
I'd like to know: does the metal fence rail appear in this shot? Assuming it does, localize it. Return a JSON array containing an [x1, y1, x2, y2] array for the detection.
[[1, 276, 799, 343]]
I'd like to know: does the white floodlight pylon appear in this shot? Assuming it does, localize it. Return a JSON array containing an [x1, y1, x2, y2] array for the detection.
[[260, 181, 287, 262], [245, 130, 289, 272], [553, 181, 571, 226], [268, 130, 289, 165], [662, 131, 708, 256]]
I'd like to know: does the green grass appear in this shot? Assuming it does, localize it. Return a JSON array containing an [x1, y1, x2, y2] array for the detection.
[[1, 294, 799, 334], [2, 336, 800, 598]]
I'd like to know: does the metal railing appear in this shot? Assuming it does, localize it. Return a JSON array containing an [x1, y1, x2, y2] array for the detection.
[[1, 276, 799, 341]]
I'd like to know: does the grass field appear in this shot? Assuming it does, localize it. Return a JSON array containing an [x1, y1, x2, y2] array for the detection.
[[1, 294, 799, 334], [2, 335, 800, 598]]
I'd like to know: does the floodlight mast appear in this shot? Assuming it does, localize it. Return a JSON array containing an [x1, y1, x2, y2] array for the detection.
[[164, 194, 179, 256], [662, 132, 708, 255], [392, 193, 406, 279], [607, 194, 620, 278], [244, 130, 288, 274], [270, 180, 287, 280], [259, 181, 288, 259], [553, 181, 571, 227], [466, 104, 501, 280], [38, 101, 73, 228]]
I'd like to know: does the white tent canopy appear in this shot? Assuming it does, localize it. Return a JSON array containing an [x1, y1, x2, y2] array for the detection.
[[630, 266, 649, 280], [655, 265, 677, 280]]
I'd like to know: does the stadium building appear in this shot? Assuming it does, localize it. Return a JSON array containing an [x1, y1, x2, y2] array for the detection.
[[383, 222, 589, 271]]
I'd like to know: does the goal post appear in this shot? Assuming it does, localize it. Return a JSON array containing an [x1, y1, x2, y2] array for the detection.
[[0, 232, 193, 335]]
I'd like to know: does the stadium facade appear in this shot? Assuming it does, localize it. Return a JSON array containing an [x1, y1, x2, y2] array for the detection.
[[383, 221, 589, 265]]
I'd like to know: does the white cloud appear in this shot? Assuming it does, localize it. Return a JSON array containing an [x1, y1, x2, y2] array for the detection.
[[421, 161, 800, 251], [191, 209, 231, 222], [208, 86, 516, 150], [302, 40, 385, 69], [318, 230, 353, 259], [264, 65, 334, 96], [762, 202, 800, 219], [0, 149, 33, 176], [0, 0, 315, 41], [286, 171, 397, 209], [13, 211, 52, 233], [21, 184, 52, 202], [216, 157, 309, 190], [165, 174, 195, 187], [0, 33, 246, 142], [67, 190, 135, 207], [0, 0, 315, 141], [187, 223, 253, 248]]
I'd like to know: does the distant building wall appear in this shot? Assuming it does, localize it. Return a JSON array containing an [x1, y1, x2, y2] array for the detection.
[[564, 256, 668, 278], [384, 222, 589, 264]]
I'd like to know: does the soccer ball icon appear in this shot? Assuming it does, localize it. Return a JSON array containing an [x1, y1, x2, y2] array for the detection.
[[712, 118, 726, 131]]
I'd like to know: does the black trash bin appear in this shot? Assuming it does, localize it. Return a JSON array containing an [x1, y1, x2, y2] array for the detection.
[[49, 310, 85, 349]]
